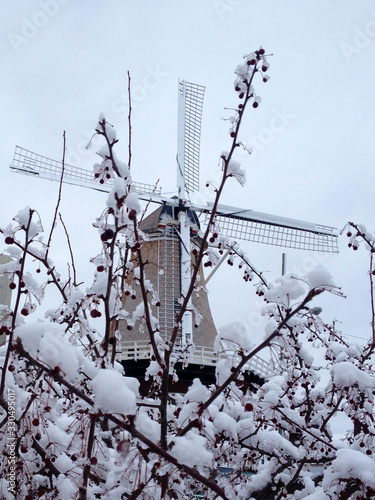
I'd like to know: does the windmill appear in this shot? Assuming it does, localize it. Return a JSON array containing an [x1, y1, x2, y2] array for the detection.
[[10, 80, 338, 382]]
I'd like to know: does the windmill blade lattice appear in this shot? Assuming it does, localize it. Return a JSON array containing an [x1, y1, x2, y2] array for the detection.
[[178, 81, 205, 195], [10, 146, 160, 197], [199, 202, 339, 253], [10, 146, 339, 254]]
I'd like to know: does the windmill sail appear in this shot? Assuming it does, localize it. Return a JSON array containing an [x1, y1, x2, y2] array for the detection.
[[10, 145, 338, 253], [177, 81, 205, 344], [10, 146, 160, 197], [203, 202, 339, 253], [177, 81, 205, 197]]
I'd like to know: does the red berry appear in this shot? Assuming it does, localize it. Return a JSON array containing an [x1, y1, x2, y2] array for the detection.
[[20, 445, 28, 453], [90, 456, 98, 465], [21, 308, 29, 316], [9, 282, 16, 290], [253, 102, 259, 108], [5, 236, 14, 245], [128, 209, 137, 221], [97, 265, 105, 273], [8, 365, 15, 372], [101, 229, 114, 241], [259, 48, 265, 55], [32, 418, 39, 426]]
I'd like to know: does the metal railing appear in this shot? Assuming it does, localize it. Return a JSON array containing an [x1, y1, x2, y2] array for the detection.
[[118, 340, 276, 380]]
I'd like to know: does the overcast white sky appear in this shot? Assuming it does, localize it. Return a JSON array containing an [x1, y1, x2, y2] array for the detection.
[[1, 1, 375, 343]]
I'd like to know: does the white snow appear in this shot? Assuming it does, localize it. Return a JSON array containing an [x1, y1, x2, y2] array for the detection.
[[184, 378, 210, 403], [170, 433, 213, 468], [323, 448, 375, 491], [213, 412, 238, 440], [90, 369, 139, 414], [216, 321, 253, 352], [14, 323, 80, 382], [265, 274, 306, 303], [56, 475, 78, 498], [306, 265, 335, 288], [135, 411, 160, 442], [251, 429, 302, 459], [125, 191, 141, 213], [332, 361, 375, 390], [14, 206, 43, 239], [303, 490, 329, 500], [226, 158, 246, 186], [53, 454, 75, 474]]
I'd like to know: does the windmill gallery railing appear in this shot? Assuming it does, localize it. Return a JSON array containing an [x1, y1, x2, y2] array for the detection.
[[118, 340, 276, 381]]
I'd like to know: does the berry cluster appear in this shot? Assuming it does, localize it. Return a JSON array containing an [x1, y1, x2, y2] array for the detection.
[[93, 158, 113, 185], [100, 228, 114, 242], [229, 47, 270, 139]]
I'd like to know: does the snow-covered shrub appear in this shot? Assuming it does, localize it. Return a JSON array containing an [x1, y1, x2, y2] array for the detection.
[[1, 49, 375, 500]]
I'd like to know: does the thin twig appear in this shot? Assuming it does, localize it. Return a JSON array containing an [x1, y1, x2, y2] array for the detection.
[[59, 213, 78, 287], [80, 414, 97, 500], [370, 252, 375, 344], [127, 71, 132, 170], [46, 131, 66, 260]]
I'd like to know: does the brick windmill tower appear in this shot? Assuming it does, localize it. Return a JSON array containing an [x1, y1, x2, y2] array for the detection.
[[10, 81, 339, 389]]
